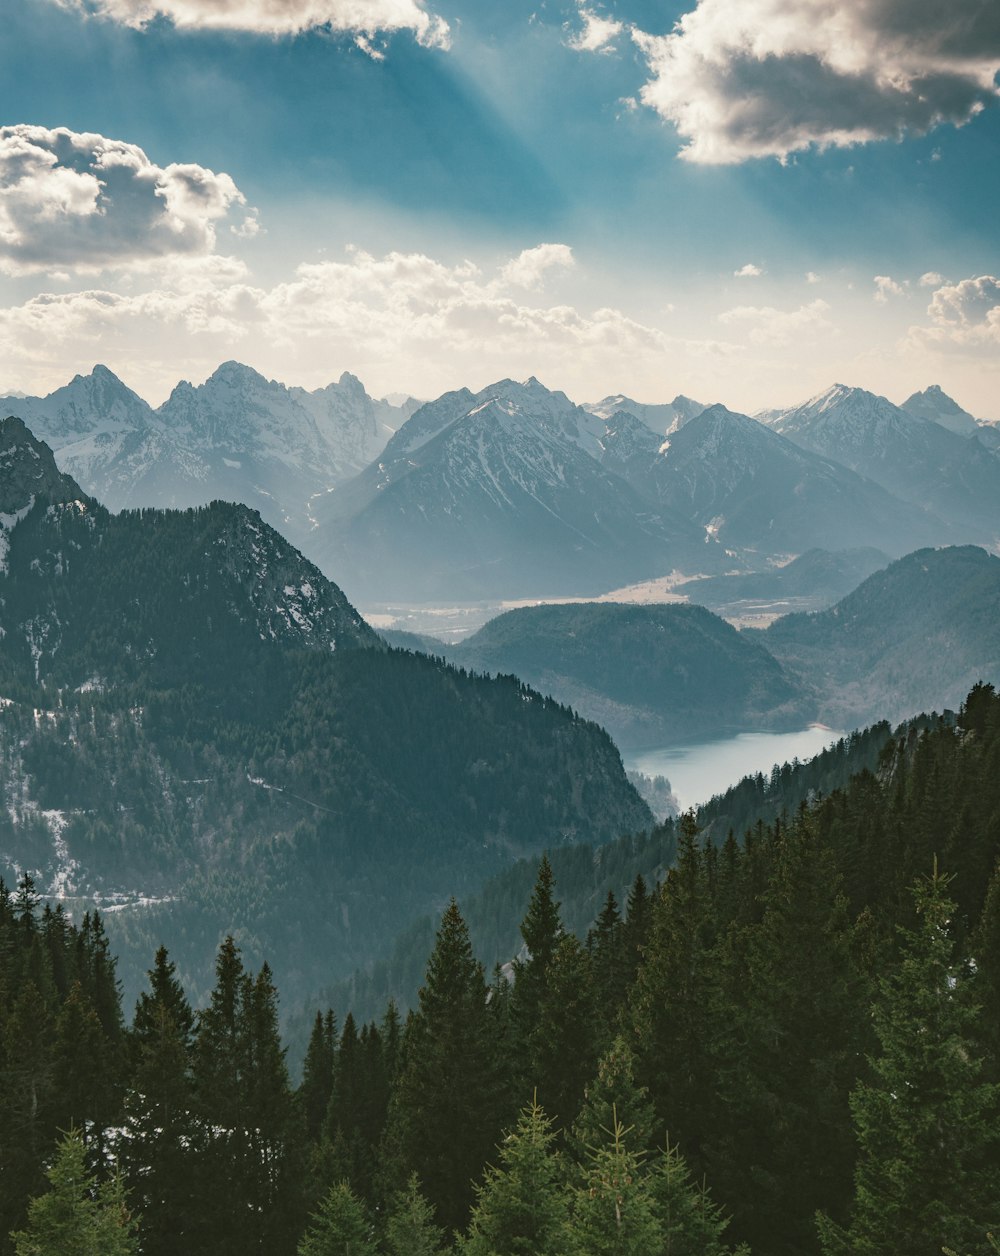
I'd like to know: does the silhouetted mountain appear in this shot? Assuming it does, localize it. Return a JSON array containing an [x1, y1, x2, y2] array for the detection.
[[757, 545, 1000, 726], [0, 420, 649, 1005], [448, 600, 812, 749]]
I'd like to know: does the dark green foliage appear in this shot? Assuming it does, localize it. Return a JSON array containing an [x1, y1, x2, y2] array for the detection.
[[10, 1128, 136, 1256], [818, 872, 1000, 1256], [566, 1114, 662, 1256], [451, 600, 812, 749], [297, 1182, 378, 1256], [459, 1101, 568, 1256], [383, 1174, 445, 1256], [386, 901, 503, 1234]]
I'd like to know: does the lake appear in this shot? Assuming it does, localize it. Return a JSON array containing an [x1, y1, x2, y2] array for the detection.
[[625, 726, 845, 811]]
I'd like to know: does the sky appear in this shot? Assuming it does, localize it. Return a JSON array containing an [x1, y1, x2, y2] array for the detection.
[[1, 0, 999, 416]]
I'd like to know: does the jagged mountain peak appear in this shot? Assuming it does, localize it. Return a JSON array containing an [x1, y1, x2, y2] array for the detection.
[[0, 417, 89, 515], [901, 384, 980, 434]]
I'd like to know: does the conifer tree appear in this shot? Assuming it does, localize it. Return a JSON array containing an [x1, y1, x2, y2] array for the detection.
[[649, 1140, 744, 1256], [569, 1036, 654, 1165], [297, 1182, 378, 1256], [384, 1174, 444, 1256], [630, 814, 715, 1159], [387, 900, 501, 1234], [818, 870, 1000, 1256], [459, 1100, 567, 1256], [122, 948, 197, 1256], [566, 1112, 662, 1256], [11, 1128, 136, 1256]]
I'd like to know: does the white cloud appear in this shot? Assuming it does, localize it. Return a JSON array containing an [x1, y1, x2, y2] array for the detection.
[[631, 0, 1000, 164], [873, 274, 907, 303], [499, 243, 576, 289], [0, 244, 677, 391], [734, 263, 763, 278], [49, 0, 450, 47], [806, 271, 822, 284], [718, 298, 832, 345], [907, 275, 1000, 353], [565, 3, 623, 54], [0, 125, 249, 275], [919, 270, 945, 287]]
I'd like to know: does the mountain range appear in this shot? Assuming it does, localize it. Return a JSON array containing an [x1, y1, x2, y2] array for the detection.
[[0, 363, 417, 545], [758, 383, 999, 540], [308, 377, 727, 601], [4, 367, 998, 608]]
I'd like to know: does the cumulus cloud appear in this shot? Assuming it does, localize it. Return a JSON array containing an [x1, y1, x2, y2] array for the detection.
[[718, 298, 832, 345], [0, 125, 250, 275], [806, 271, 822, 284], [907, 275, 1000, 352], [734, 263, 763, 278], [499, 243, 576, 289], [631, 0, 1000, 164], [919, 270, 945, 287], [49, 0, 450, 47], [873, 274, 907, 303], [0, 244, 673, 387], [565, 3, 623, 54]]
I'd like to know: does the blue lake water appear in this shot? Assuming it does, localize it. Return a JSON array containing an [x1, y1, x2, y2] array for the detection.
[[624, 726, 845, 811]]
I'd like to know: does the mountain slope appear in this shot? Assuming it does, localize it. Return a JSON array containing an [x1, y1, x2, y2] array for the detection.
[[762, 384, 1000, 541], [600, 404, 951, 558], [0, 421, 650, 1005], [757, 545, 1000, 726], [448, 600, 813, 749], [308, 377, 727, 602], [677, 547, 891, 620]]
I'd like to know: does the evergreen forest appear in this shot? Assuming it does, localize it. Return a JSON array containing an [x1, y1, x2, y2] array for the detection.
[[3, 682, 1000, 1255]]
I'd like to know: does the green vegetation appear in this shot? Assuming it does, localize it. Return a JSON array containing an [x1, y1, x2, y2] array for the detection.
[[3, 682, 999, 1255]]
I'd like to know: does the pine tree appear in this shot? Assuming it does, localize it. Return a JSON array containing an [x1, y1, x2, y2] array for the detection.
[[387, 900, 502, 1234], [648, 1140, 742, 1256], [566, 1111, 662, 1256], [569, 1036, 654, 1166], [297, 1182, 379, 1256], [818, 870, 1000, 1256], [122, 948, 197, 1256], [11, 1128, 136, 1256], [384, 1174, 444, 1256], [459, 1100, 567, 1256]]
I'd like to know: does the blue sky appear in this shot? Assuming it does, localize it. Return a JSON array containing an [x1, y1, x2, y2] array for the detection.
[[2, 0, 999, 414]]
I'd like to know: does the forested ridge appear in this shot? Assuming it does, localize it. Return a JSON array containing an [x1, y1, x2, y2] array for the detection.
[[0, 442, 649, 1007], [3, 683, 1000, 1255]]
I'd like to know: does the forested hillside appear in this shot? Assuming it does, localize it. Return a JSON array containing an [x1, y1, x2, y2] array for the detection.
[[5, 683, 999, 1256], [0, 421, 649, 1006]]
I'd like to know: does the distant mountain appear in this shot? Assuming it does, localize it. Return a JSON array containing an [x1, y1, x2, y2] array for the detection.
[[678, 547, 891, 619], [448, 601, 813, 749], [308, 377, 727, 603], [0, 420, 649, 1005], [599, 403, 951, 558], [760, 384, 1000, 541], [756, 545, 1000, 727], [901, 384, 980, 435], [585, 392, 707, 434], [0, 363, 414, 543]]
